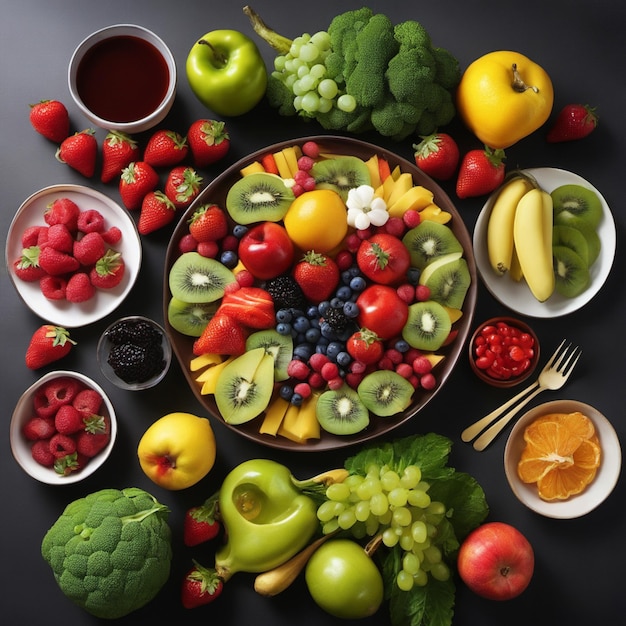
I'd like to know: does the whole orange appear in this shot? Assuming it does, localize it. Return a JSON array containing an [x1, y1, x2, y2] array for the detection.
[[283, 189, 348, 253]]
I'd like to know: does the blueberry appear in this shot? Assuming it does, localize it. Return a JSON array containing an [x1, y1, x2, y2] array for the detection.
[[336, 285, 353, 301], [293, 316, 310, 333], [276, 322, 292, 336], [395, 339, 410, 353], [330, 297, 344, 309], [220, 250, 238, 268], [318, 300, 330, 316], [407, 267, 421, 285], [349, 275, 367, 292], [232, 224, 248, 238], [294, 343, 314, 360], [336, 351, 352, 367], [276, 308, 293, 323], [279, 384, 294, 400], [305, 327, 321, 343], [306, 305, 319, 319], [326, 341, 343, 360], [343, 301, 360, 318], [290, 393, 303, 407]]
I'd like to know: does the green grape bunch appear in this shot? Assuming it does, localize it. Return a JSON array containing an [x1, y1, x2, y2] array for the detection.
[[317, 463, 452, 592], [244, 6, 461, 141]]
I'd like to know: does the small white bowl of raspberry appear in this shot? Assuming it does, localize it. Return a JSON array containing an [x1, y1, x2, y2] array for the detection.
[[10, 371, 117, 484]]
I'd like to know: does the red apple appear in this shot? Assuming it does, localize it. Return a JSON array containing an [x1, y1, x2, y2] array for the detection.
[[457, 521, 534, 601], [238, 221, 294, 280]]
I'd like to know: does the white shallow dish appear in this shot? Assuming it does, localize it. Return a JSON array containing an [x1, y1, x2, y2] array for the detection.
[[10, 370, 117, 485], [474, 168, 616, 318], [5, 184, 141, 327], [504, 399, 621, 519]]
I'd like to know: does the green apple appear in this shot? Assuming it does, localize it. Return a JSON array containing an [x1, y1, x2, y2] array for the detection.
[[186, 30, 267, 116]]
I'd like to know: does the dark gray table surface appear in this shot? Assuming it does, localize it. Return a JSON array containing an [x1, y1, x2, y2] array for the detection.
[[2, 1, 625, 624]]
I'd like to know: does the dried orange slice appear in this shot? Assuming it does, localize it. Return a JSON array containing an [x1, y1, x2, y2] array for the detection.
[[517, 412, 601, 501]]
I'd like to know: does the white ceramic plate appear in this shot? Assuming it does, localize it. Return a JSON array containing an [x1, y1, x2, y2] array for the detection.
[[474, 168, 616, 318], [5, 184, 141, 327], [504, 399, 621, 519]]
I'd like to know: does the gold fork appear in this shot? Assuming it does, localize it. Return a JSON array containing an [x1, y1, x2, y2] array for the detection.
[[461, 340, 582, 451]]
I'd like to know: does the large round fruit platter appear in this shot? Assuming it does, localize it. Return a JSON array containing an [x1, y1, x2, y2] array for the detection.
[[163, 136, 477, 450]]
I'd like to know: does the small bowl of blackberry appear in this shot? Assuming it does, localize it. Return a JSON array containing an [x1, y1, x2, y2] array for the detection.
[[97, 316, 171, 390]]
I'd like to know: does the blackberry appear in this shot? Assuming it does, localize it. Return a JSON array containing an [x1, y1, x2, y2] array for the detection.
[[107, 319, 162, 347], [324, 305, 350, 332], [266, 275, 307, 311], [107, 343, 165, 383]]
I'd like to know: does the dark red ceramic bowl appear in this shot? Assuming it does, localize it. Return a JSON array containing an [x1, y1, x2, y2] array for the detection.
[[163, 135, 477, 451]]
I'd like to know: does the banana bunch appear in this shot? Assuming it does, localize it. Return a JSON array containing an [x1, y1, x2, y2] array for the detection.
[[487, 174, 555, 302]]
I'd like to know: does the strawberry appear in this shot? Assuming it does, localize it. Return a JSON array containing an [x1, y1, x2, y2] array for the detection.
[[183, 495, 220, 546], [144, 129, 189, 167], [165, 166, 203, 209], [219, 287, 276, 329], [193, 313, 248, 356], [54, 452, 88, 476], [25, 325, 76, 370], [187, 119, 230, 168], [181, 561, 223, 609], [45, 197, 80, 231], [413, 132, 460, 181], [23, 416, 56, 441], [66, 272, 96, 303], [101, 226, 122, 245], [29, 99, 70, 143], [188, 204, 228, 242], [76, 414, 110, 457], [77, 208, 105, 233], [21, 225, 47, 247], [73, 231, 106, 265], [39, 275, 67, 300], [101, 130, 140, 183], [546, 104, 598, 142], [46, 223, 74, 253], [13, 247, 45, 282], [31, 440, 55, 467], [73, 388, 103, 416], [456, 146, 506, 199], [89, 249, 125, 289], [49, 433, 77, 459], [119, 161, 159, 210], [138, 190, 177, 235], [38, 245, 79, 276], [293, 251, 340, 303], [54, 404, 85, 435], [55, 129, 98, 177]]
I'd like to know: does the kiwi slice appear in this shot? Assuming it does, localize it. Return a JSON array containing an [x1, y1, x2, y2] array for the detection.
[[310, 156, 371, 201], [551, 184, 603, 229], [316, 384, 370, 435], [245, 329, 293, 381], [554, 213, 601, 265], [226, 172, 295, 224], [402, 221, 463, 269], [402, 301, 451, 351], [169, 252, 237, 303], [419, 254, 471, 309], [167, 297, 218, 337], [215, 347, 275, 424], [552, 245, 591, 298], [357, 370, 414, 417], [552, 224, 590, 267]]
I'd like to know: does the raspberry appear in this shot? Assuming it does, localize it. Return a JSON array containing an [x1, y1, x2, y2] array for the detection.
[[293, 382, 312, 399], [415, 284, 431, 301], [287, 359, 310, 380], [55, 404, 85, 435], [73, 388, 103, 416], [396, 283, 415, 304], [395, 362, 413, 379], [402, 209, 421, 229], [383, 217, 405, 237], [49, 433, 77, 458], [23, 416, 56, 441], [301, 141, 320, 159], [31, 440, 55, 467], [178, 233, 198, 254], [320, 362, 339, 381], [77, 209, 105, 233], [412, 356, 433, 375], [309, 353, 329, 372], [419, 372, 437, 390]]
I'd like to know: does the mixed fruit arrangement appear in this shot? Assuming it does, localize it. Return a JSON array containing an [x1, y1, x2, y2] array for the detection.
[[11, 3, 609, 626], [165, 138, 473, 443], [486, 172, 604, 302]]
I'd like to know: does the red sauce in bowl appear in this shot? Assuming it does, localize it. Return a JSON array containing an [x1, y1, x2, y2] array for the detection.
[[76, 35, 169, 123]]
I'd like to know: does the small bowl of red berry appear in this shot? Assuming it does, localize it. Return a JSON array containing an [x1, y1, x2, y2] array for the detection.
[[469, 317, 540, 388], [97, 316, 171, 391], [10, 370, 117, 484]]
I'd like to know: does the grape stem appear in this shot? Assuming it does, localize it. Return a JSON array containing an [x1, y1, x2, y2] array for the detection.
[[365, 533, 384, 558], [243, 5, 293, 54]]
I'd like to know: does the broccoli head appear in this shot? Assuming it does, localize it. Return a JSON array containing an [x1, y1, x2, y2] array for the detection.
[[326, 7, 373, 82], [41, 487, 172, 619], [266, 73, 298, 117]]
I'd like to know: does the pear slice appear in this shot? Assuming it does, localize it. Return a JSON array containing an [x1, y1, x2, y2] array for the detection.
[[215, 347, 275, 425]]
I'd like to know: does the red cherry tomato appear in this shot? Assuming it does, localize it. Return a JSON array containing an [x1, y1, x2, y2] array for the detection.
[[356, 285, 409, 340], [356, 233, 411, 285]]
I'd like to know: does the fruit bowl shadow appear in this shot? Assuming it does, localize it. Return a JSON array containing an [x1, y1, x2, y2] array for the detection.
[[162, 136, 478, 451]]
